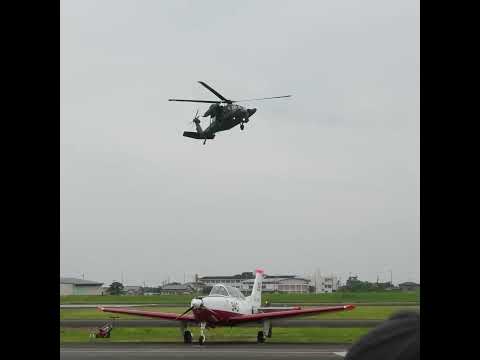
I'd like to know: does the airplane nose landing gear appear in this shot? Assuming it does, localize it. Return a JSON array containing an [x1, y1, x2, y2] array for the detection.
[[183, 330, 192, 344], [257, 331, 265, 343], [240, 123, 245, 130]]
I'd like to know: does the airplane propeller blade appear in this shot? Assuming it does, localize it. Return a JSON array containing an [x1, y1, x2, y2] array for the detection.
[[176, 306, 194, 320]]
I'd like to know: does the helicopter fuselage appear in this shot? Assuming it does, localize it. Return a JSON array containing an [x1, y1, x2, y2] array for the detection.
[[203, 104, 256, 135]]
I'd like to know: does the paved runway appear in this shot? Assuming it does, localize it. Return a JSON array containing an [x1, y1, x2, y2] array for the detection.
[[60, 343, 350, 359], [61, 319, 381, 328]]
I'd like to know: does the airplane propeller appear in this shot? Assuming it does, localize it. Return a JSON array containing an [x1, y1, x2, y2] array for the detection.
[[176, 296, 204, 320], [176, 306, 194, 319]]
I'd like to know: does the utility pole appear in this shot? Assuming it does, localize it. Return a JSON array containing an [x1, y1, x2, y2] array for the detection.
[[390, 270, 393, 286]]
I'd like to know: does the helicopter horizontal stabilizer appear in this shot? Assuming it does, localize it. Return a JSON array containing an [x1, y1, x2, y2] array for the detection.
[[183, 131, 215, 140]]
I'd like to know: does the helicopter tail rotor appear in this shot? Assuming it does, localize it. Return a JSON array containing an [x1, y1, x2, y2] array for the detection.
[[193, 109, 200, 124], [186, 109, 201, 127]]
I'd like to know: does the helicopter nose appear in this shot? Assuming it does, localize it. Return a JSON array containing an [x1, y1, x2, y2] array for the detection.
[[248, 108, 257, 116]]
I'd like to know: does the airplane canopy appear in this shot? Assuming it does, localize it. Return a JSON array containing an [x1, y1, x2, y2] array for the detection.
[[209, 284, 245, 299], [209, 285, 229, 297]]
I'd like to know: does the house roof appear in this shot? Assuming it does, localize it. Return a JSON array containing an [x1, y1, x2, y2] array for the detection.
[[398, 282, 420, 286], [161, 284, 193, 291], [200, 274, 298, 280], [183, 282, 206, 286], [60, 277, 103, 286], [199, 275, 254, 280], [199, 272, 256, 280], [242, 277, 310, 284]]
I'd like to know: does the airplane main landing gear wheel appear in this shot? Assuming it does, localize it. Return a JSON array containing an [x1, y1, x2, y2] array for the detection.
[[198, 335, 205, 345], [240, 124, 245, 130], [257, 331, 265, 343], [183, 330, 192, 344]]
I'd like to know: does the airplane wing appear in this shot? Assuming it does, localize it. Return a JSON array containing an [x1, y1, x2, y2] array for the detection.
[[227, 305, 355, 325], [98, 306, 196, 322]]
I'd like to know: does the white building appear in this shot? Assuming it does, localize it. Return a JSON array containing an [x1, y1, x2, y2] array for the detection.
[[60, 277, 104, 295], [124, 286, 144, 295], [241, 276, 311, 293], [312, 273, 340, 293], [199, 272, 312, 294], [199, 272, 255, 290]]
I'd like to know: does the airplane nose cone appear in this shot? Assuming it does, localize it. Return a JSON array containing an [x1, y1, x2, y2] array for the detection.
[[248, 108, 257, 116], [191, 298, 203, 309]]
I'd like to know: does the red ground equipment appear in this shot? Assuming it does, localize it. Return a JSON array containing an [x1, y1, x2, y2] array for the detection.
[[90, 317, 117, 339], [94, 322, 113, 338]]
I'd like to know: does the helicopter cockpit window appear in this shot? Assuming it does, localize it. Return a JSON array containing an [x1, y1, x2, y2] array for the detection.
[[209, 285, 228, 297], [226, 286, 245, 299]]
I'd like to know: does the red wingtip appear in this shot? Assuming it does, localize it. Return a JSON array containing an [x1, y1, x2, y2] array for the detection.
[[344, 304, 355, 311], [256, 268, 265, 274]]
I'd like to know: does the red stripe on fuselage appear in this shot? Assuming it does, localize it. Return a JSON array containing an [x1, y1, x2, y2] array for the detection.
[[192, 308, 240, 325]]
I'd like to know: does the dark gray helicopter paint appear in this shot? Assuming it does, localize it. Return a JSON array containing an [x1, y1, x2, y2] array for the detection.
[[169, 81, 290, 144]]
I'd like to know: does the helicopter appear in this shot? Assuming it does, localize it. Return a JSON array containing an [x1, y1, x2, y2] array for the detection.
[[169, 81, 291, 144]]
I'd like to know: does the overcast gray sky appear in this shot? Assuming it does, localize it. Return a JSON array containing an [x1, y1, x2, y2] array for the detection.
[[61, 0, 419, 287]]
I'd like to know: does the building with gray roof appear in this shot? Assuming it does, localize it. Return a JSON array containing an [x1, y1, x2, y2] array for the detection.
[[159, 283, 194, 294], [60, 277, 104, 295]]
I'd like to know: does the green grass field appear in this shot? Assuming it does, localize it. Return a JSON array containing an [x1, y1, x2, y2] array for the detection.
[[60, 305, 419, 321], [61, 327, 370, 344], [61, 291, 419, 305]]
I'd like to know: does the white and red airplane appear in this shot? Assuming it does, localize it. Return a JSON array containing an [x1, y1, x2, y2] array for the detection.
[[99, 269, 355, 345]]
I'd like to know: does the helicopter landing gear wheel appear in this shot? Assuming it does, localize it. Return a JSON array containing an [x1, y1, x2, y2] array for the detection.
[[240, 123, 245, 130], [198, 335, 205, 345], [257, 331, 265, 343], [183, 330, 192, 344]]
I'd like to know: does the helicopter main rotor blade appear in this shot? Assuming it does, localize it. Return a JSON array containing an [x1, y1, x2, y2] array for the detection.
[[169, 99, 221, 104], [198, 81, 232, 103], [232, 95, 292, 103]]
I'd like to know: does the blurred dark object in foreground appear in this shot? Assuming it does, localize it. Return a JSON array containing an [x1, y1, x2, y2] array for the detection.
[[346, 311, 419, 360], [90, 322, 113, 339]]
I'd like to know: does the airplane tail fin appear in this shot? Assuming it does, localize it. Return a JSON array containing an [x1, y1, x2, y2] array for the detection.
[[249, 269, 264, 309]]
